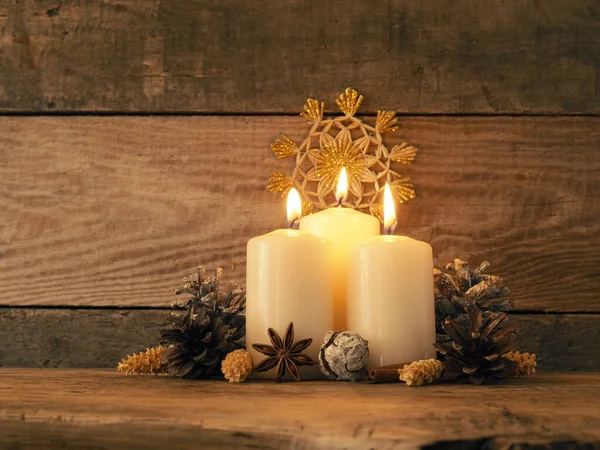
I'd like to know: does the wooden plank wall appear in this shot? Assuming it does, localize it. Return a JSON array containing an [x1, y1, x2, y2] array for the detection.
[[1, 0, 599, 370]]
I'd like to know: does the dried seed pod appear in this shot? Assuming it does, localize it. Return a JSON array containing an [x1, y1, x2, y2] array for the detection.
[[117, 346, 167, 375], [503, 351, 537, 377], [318, 331, 369, 382], [221, 349, 253, 383], [398, 359, 443, 386]]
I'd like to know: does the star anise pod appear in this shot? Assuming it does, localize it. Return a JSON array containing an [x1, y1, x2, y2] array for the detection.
[[252, 322, 316, 382]]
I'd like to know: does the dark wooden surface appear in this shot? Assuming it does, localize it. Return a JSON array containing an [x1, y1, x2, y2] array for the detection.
[[0, 370, 599, 449], [0, 309, 167, 368], [1, 308, 597, 371], [2, 116, 599, 312], [1, 0, 600, 113]]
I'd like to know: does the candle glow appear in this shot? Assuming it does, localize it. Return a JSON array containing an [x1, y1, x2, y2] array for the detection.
[[287, 188, 302, 228], [347, 187, 436, 367], [335, 167, 348, 204], [383, 183, 397, 235], [299, 165, 380, 329], [247, 185, 334, 378]]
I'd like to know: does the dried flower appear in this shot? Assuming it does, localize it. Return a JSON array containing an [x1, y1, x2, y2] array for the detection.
[[398, 359, 443, 386], [221, 349, 253, 383], [504, 351, 537, 377], [252, 322, 316, 382], [117, 346, 167, 375]]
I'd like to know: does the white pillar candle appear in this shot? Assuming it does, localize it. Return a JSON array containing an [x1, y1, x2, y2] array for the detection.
[[347, 184, 435, 368], [299, 169, 380, 330], [246, 189, 333, 379]]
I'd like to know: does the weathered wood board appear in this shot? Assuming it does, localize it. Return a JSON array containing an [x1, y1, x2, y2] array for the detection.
[[0, 421, 293, 450], [515, 314, 600, 371], [1, 116, 600, 311], [1, 0, 600, 113], [0, 370, 599, 450], [0, 309, 168, 368], [0, 308, 597, 371]]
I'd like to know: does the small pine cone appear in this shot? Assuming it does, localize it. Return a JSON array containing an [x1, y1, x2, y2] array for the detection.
[[221, 349, 253, 383], [398, 359, 444, 386], [503, 351, 537, 377], [117, 346, 167, 375]]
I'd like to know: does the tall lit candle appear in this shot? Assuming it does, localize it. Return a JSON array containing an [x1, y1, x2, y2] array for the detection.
[[347, 184, 435, 368], [246, 188, 333, 378], [299, 168, 380, 330]]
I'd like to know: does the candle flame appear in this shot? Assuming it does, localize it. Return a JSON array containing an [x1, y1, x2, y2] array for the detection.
[[335, 167, 348, 205], [383, 183, 397, 234], [287, 188, 302, 227]]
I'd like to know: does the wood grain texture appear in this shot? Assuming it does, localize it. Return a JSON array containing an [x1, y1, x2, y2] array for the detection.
[[2, 0, 600, 113], [0, 309, 168, 368], [515, 314, 600, 371], [0, 309, 597, 371], [0, 370, 599, 450], [1, 116, 600, 311], [0, 421, 293, 450]]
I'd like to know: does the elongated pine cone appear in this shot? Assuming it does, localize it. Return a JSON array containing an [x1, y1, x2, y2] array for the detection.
[[221, 349, 253, 383], [503, 351, 537, 377], [398, 359, 444, 386], [117, 346, 167, 375]]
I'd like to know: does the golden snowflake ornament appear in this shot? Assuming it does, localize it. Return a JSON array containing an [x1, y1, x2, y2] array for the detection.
[[267, 87, 418, 219]]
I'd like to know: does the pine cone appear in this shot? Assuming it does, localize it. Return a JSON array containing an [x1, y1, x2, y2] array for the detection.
[[221, 349, 253, 383], [435, 304, 518, 384], [434, 259, 514, 340], [398, 359, 443, 386], [504, 351, 537, 377], [173, 267, 246, 342], [117, 346, 167, 375], [160, 267, 246, 379]]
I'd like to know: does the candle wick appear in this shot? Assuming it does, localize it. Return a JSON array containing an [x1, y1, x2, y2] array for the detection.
[[385, 221, 398, 236], [337, 198, 343, 207], [288, 217, 299, 229]]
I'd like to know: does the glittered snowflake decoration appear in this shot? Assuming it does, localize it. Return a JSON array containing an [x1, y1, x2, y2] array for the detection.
[[267, 87, 418, 221]]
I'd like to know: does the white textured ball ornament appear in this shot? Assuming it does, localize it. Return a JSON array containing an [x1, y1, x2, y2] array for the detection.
[[318, 331, 370, 381]]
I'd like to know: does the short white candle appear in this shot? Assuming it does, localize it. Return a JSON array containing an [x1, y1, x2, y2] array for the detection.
[[347, 184, 436, 368], [246, 188, 333, 378], [299, 168, 380, 330]]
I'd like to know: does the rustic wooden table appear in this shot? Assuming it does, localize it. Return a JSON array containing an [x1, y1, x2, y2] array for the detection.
[[0, 370, 598, 449]]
